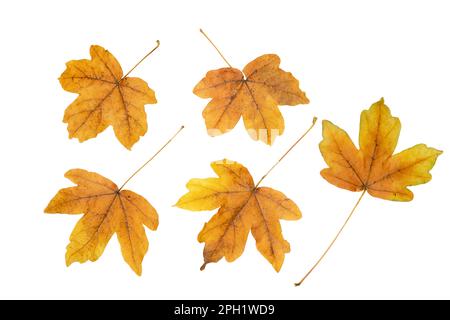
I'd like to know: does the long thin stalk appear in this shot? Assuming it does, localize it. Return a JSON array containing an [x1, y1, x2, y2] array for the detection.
[[199, 29, 233, 68], [118, 126, 184, 191], [255, 117, 317, 188], [122, 40, 160, 80], [295, 189, 367, 286]]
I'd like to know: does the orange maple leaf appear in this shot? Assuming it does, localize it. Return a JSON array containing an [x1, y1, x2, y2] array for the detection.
[[194, 55, 309, 145], [45, 169, 158, 275], [176, 160, 301, 271], [59, 43, 159, 149], [320, 98, 442, 200], [193, 31, 309, 145]]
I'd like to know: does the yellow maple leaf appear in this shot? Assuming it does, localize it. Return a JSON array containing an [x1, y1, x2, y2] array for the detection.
[[320, 98, 442, 201], [60, 43, 159, 149], [295, 98, 442, 286], [176, 160, 301, 272], [45, 169, 158, 275]]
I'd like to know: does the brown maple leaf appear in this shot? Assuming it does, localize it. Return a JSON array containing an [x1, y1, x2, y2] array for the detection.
[[59, 43, 159, 149]]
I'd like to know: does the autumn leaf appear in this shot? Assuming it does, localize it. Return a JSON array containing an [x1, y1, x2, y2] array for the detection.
[[59, 42, 159, 149], [295, 98, 441, 286], [175, 118, 316, 271], [176, 160, 301, 272], [320, 98, 442, 201], [45, 169, 158, 275], [194, 30, 309, 145], [45, 127, 183, 275]]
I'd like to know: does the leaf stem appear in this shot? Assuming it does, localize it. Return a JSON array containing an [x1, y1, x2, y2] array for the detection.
[[199, 29, 233, 68], [254, 117, 317, 188], [121, 40, 160, 80], [118, 126, 185, 191], [294, 189, 367, 287]]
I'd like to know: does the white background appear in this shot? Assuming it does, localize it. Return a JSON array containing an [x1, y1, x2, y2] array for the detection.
[[0, 0, 449, 299]]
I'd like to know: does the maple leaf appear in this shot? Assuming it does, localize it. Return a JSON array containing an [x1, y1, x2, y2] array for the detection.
[[294, 98, 441, 286], [175, 160, 301, 271], [59, 43, 159, 149], [45, 169, 158, 275], [194, 52, 309, 145], [320, 98, 442, 201]]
